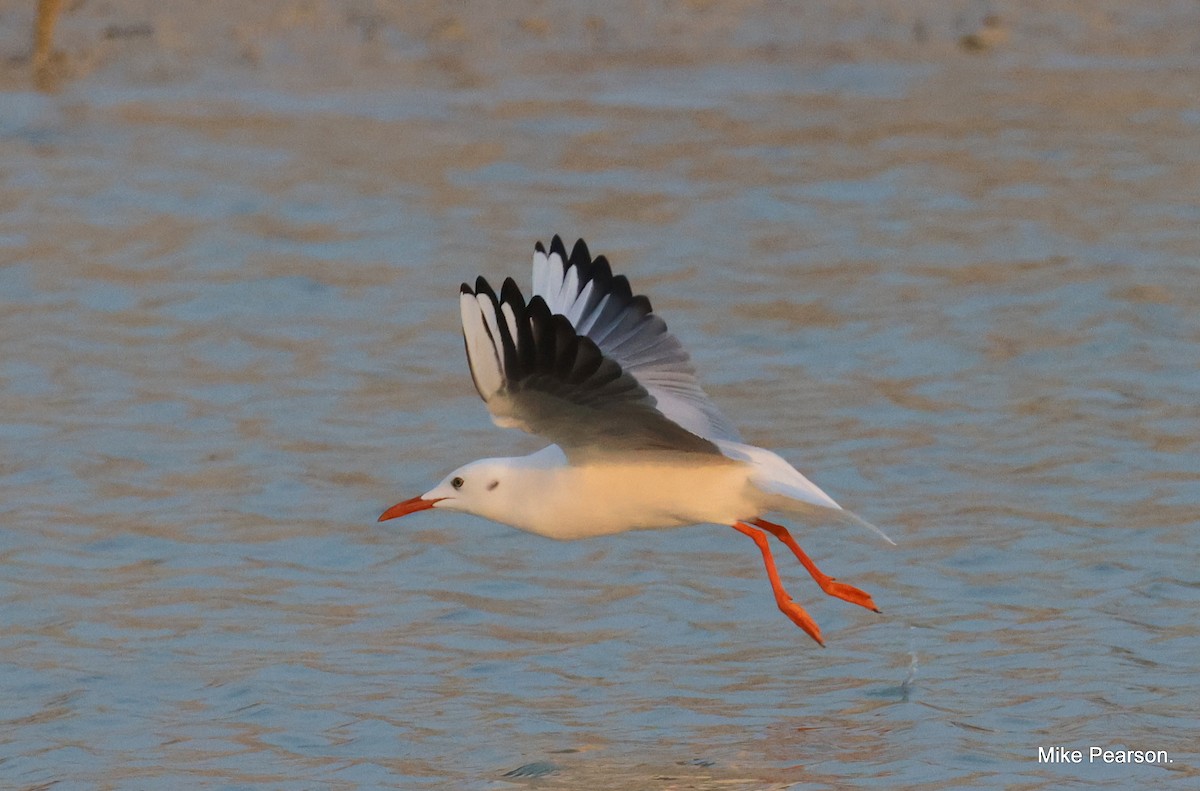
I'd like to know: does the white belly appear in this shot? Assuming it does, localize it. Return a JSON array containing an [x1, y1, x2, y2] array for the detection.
[[513, 456, 761, 540]]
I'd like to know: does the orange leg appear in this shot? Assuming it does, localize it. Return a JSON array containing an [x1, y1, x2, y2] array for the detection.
[[731, 521, 825, 646], [751, 517, 880, 613]]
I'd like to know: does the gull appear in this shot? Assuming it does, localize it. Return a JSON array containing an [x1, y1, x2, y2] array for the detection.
[[379, 236, 890, 645]]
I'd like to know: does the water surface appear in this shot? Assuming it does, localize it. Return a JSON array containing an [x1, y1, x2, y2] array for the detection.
[[2, 3, 1198, 788]]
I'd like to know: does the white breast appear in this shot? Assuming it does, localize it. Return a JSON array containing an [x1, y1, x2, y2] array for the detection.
[[507, 455, 761, 540]]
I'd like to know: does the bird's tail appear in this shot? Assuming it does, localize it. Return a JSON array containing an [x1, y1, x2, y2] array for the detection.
[[716, 439, 896, 545], [833, 507, 895, 545]]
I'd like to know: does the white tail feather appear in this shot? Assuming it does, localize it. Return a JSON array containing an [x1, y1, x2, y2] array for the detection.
[[717, 439, 895, 544], [833, 508, 896, 545]]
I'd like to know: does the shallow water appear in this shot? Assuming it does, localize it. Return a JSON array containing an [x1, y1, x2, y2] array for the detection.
[[3, 3, 1199, 789]]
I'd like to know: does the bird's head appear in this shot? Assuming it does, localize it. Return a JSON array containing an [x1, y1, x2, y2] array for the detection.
[[378, 459, 514, 524]]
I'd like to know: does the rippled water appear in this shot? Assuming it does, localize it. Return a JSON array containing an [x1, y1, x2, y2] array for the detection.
[[3, 3, 1199, 789]]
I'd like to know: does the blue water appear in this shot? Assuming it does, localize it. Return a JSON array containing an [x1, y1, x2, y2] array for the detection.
[[3, 4, 1199, 789]]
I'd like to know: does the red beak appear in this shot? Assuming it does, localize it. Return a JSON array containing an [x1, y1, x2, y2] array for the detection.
[[378, 496, 445, 522]]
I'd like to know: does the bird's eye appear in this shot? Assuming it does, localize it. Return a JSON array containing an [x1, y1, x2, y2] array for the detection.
[[451, 476, 464, 490]]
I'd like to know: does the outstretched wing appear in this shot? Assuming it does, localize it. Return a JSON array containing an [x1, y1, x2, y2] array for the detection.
[[460, 276, 721, 458], [531, 236, 742, 442]]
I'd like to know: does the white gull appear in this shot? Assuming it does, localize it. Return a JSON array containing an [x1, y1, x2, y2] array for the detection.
[[380, 235, 891, 645]]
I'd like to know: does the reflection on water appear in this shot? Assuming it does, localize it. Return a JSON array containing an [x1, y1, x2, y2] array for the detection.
[[3, 3, 1199, 789]]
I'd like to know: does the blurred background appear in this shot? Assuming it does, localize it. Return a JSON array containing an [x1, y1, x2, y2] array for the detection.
[[2, 1, 1198, 788]]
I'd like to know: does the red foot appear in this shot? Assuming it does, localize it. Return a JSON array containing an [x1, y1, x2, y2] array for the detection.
[[731, 521, 825, 646], [776, 596, 825, 647], [752, 518, 880, 613]]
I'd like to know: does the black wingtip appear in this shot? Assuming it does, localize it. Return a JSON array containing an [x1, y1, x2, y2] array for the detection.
[[534, 240, 546, 255], [500, 277, 526, 307], [460, 282, 473, 295], [474, 275, 497, 302], [549, 234, 568, 262], [569, 238, 591, 269], [610, 274, 634, 302]]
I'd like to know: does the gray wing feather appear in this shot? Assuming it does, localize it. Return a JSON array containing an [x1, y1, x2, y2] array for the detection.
[[460, 276, 720, 458], [532, 236, 742, 442]]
